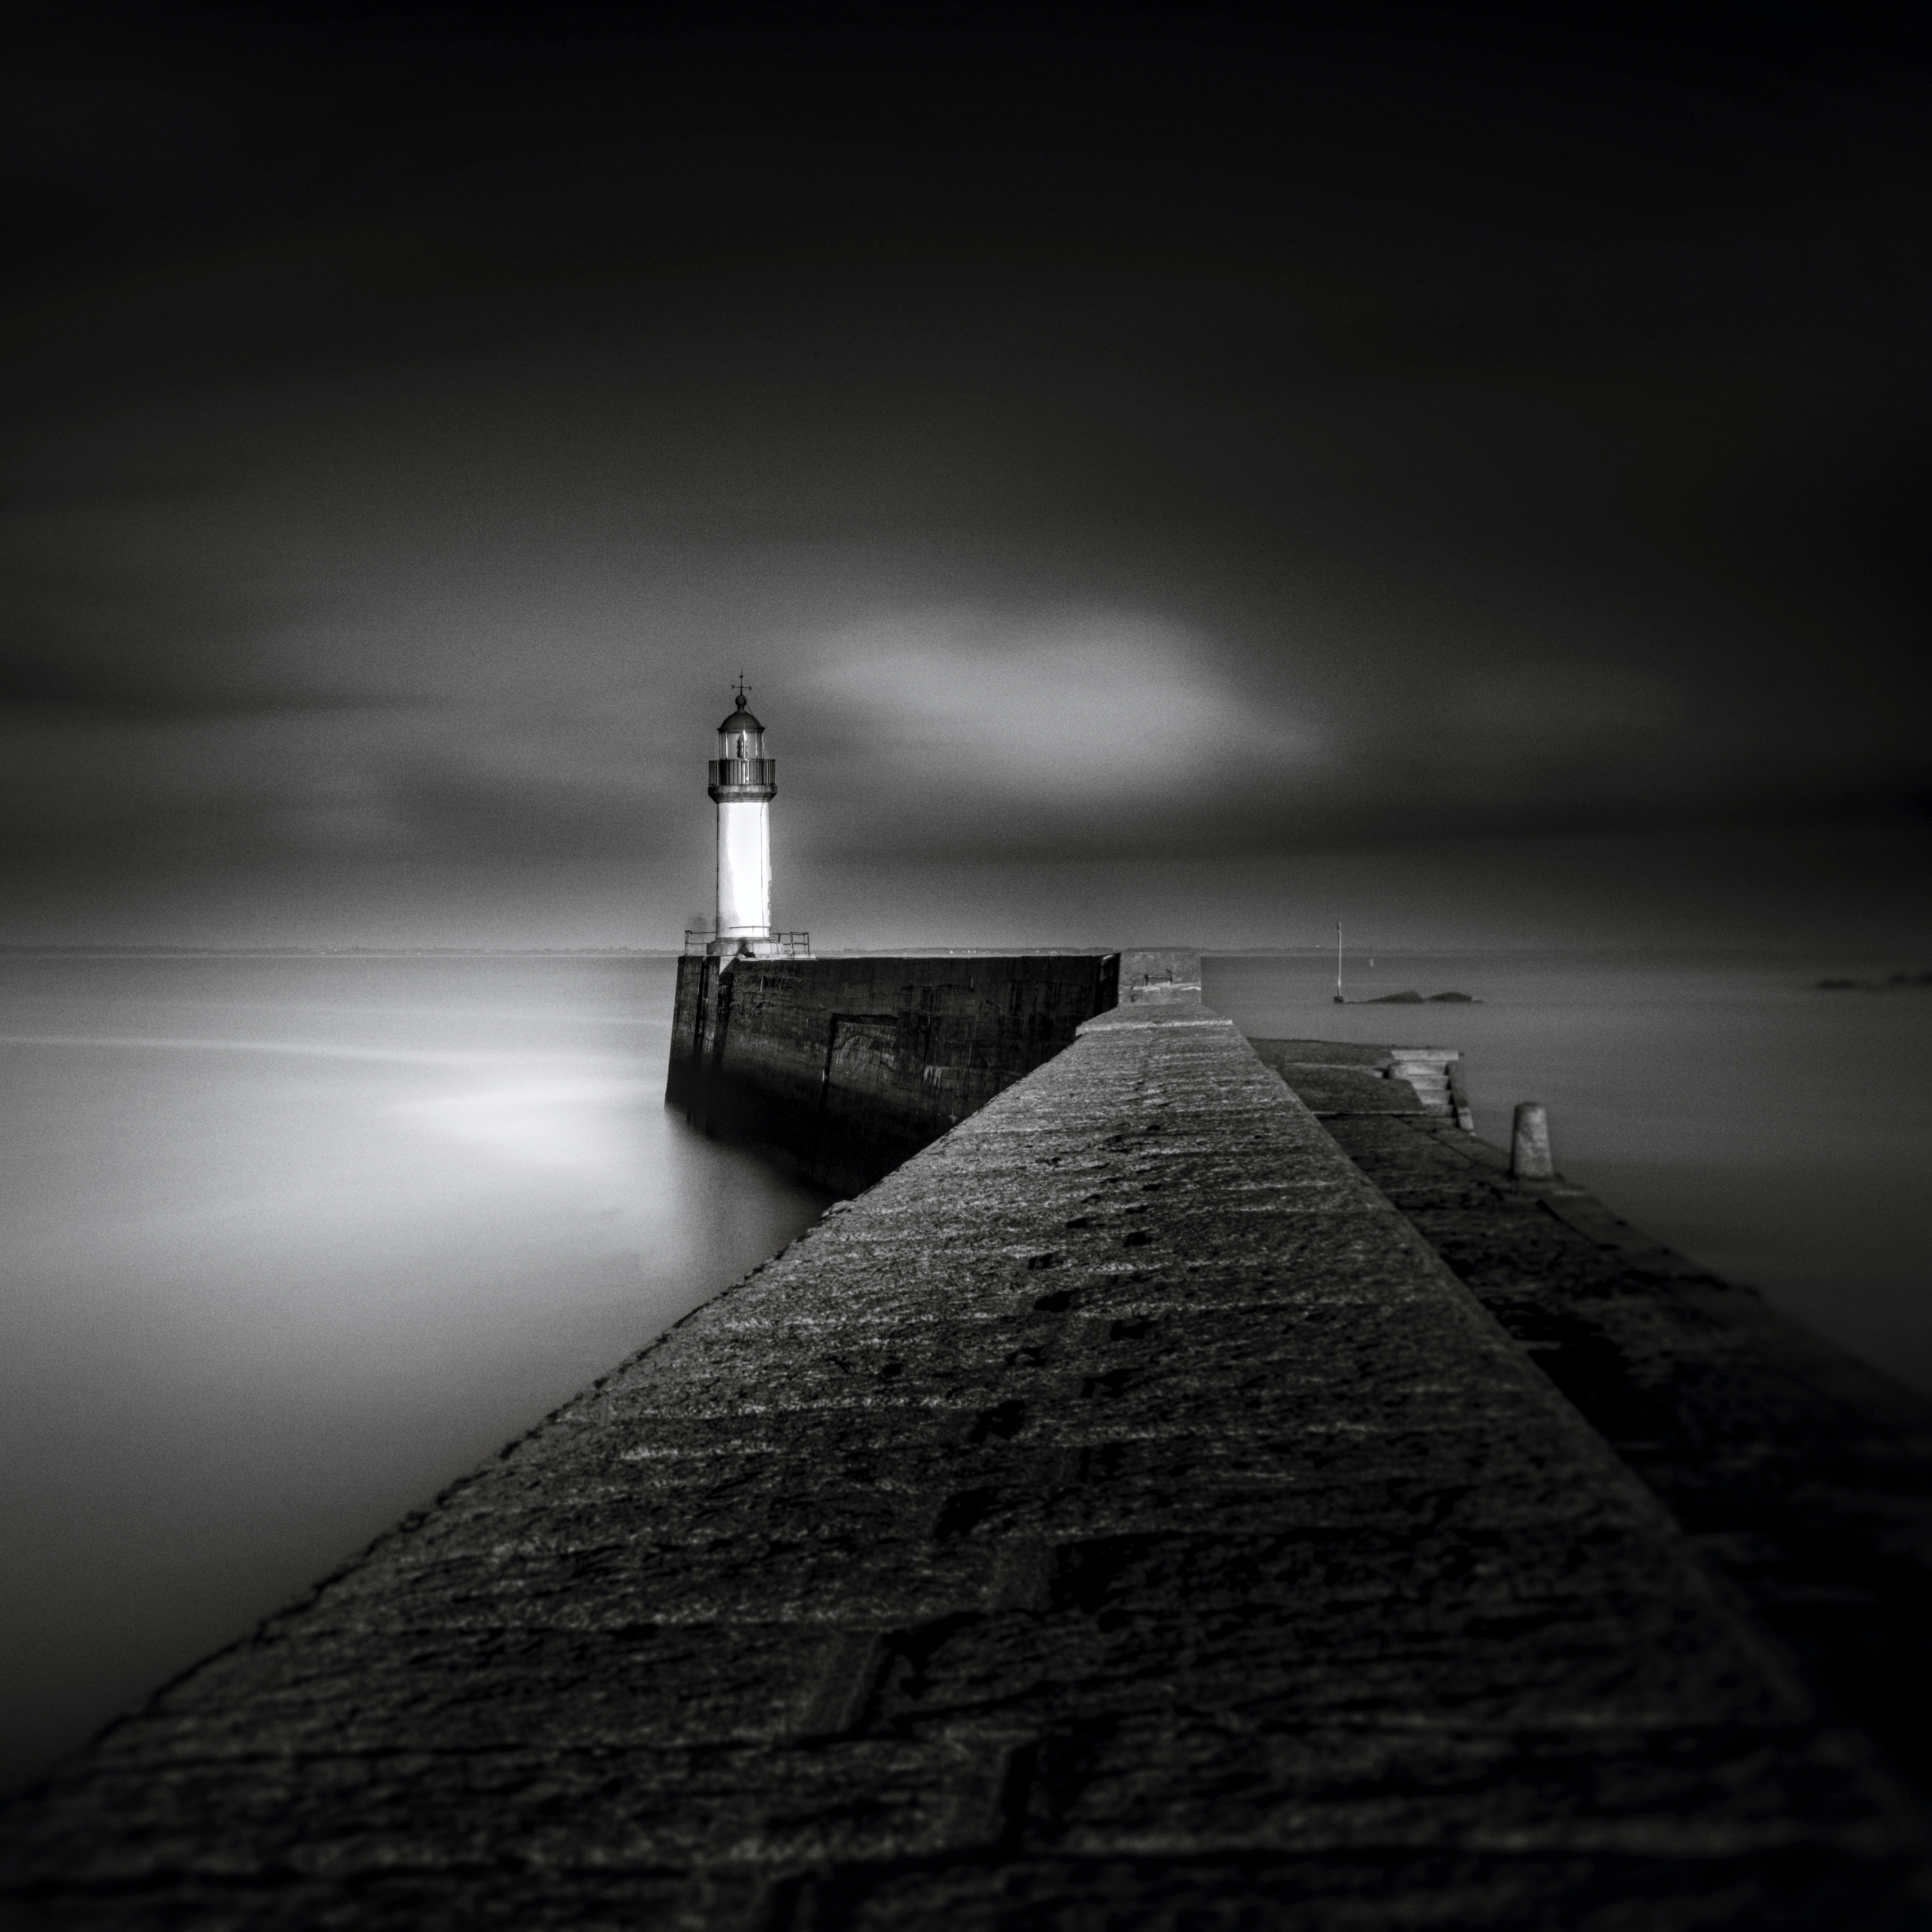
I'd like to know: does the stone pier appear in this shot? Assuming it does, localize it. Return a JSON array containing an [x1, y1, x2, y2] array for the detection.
[[3, 995, 1927, 1926], [1253, 1037, 1932, 1832]]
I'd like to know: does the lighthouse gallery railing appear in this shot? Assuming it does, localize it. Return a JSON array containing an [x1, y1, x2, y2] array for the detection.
[[683, 930, 811, 956]]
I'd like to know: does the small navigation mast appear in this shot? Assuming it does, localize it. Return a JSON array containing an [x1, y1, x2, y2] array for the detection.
[[702, 678, 806, 959]]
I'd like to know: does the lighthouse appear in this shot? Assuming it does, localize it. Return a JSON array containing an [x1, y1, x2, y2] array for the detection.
[[705, 681, 798, 958]]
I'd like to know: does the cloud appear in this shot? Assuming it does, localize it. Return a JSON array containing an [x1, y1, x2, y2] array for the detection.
[[1, 6, 1927, 938], [808, 607, 1316, 805]]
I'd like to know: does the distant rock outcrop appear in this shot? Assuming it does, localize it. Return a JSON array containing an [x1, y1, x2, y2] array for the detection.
[[1815, 969, 1932, 991]]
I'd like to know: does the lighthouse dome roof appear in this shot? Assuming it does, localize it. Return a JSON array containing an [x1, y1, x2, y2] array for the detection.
[[718, 705, 763, 734]]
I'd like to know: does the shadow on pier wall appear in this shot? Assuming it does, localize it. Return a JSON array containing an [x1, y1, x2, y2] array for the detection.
[[666, 951, 1197, 1194]]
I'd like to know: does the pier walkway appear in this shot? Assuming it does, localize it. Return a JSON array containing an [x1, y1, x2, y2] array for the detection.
[[3, 998, 1927, 1926]]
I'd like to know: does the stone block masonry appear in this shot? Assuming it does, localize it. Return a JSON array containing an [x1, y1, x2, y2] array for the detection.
[[5, 994, 1927, 1927], [668, 951, 1206, 1194]]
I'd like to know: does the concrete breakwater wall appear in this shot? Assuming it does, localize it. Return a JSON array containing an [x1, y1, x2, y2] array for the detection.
[[667, 948, 1197, 1193]]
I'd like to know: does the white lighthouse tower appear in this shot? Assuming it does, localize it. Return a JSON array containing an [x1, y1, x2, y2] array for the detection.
[[705, 680, 799, 958]]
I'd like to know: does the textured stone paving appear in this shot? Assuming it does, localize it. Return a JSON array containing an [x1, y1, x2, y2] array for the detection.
[[1251, 1037, 1932, 1833], [5, 1005, 1928, 1927]]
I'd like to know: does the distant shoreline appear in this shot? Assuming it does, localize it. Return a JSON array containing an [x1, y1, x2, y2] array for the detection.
[[1341, 990, 1479, 1005], [0, 947, 679, 960], [1815, 970, 1932, 992]]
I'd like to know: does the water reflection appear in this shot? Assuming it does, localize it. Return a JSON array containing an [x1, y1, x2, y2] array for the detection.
[[0, 956, 829, 1791]]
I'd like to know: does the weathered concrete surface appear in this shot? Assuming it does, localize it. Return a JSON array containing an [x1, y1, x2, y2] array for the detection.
[[6, 1007, 1929, 1927], [1252, 1037, 1932, 1832]]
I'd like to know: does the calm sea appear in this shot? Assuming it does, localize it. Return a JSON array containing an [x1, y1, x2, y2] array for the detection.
[[2, 948, 1927, 1792], [0, 954, 828, 1792]]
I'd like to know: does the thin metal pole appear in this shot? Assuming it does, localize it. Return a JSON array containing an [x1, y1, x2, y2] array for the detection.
[[1334, 920, 1344, 1004]]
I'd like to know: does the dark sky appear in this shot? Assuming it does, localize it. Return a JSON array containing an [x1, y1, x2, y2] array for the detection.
[[4, 2, 1929, 950]]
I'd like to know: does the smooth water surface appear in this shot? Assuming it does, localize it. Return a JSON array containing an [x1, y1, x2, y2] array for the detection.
[[1206, 950, 1932, 1396], [0, 955, 828, 1792]]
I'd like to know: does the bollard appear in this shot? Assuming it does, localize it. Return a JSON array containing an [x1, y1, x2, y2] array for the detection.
[[1510, 1102, 1554, 1179]]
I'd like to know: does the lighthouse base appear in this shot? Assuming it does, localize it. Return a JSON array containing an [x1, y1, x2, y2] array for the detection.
[[696, 931, 813, 961]]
